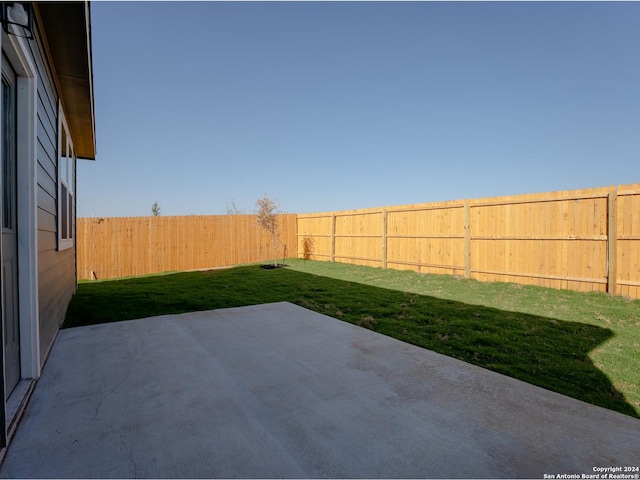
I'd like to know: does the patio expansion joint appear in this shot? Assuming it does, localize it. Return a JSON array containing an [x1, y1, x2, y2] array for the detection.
[[91, 336, 145, 477], [93, 350, 142, 419], [171, 318, 313, 476]]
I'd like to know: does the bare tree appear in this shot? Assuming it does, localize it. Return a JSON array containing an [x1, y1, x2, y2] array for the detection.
[[225, 200, 245, 215], [151, 201, 161, 216], [255, 194, 284, 266]]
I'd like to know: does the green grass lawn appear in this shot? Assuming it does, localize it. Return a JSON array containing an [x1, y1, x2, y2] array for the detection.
[[65, 258, 640, 418]]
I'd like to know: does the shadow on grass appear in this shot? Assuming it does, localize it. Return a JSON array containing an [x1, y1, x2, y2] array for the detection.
[[65, 266, 638, 418]]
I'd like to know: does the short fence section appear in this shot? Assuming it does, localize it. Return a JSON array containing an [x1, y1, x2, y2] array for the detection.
[[297, 184, 640, 298], [77, 214, 297, 280]]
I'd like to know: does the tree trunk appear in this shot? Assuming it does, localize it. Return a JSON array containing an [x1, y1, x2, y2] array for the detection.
[[273, 233, 278, 266]]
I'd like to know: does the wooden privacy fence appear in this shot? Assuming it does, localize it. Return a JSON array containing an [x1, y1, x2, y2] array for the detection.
[[297, 184, 640, 298], [77, 214, 297, 280]]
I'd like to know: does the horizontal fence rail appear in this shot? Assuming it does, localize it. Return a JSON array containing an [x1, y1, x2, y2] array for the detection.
[[77, 214, 297, 280], [296, 184, 640, 299]]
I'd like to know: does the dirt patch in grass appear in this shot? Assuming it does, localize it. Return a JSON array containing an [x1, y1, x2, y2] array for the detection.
[[260, 263, 288, 270]]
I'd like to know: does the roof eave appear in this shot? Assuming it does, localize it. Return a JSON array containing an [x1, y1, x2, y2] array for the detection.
[[35, 1, 96, 160]]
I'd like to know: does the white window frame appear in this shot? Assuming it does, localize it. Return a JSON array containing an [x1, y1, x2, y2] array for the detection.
[[57, 105, 75, 250]]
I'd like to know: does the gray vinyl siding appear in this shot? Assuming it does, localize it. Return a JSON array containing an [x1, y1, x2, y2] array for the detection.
[[30, 21, 77, 363]]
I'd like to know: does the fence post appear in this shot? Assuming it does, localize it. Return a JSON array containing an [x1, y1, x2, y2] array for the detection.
[[382, 209, 388, 269], [331, 214, 336, 262], [294, 214, 298, 261], [464, 200, 471, 278], [607, 187, 618, 295]]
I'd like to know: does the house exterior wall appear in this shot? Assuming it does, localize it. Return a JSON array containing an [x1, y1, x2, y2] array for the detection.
[[0, 2, 92, 452], [30, 21, 77, 364]]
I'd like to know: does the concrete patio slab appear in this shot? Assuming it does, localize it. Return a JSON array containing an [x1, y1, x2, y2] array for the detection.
[[0, 301, 638, 479]]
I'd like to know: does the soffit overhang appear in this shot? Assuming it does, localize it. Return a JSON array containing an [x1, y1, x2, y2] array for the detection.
[[36, 1, 96, 160]]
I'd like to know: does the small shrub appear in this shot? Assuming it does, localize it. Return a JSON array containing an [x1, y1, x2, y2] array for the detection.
[[301, 235, 314, 260]]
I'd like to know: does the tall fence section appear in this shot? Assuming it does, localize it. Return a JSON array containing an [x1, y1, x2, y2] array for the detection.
[[77, 185, 639, 298], [297, 184, 640, 298], [77, 214, 297, 280]]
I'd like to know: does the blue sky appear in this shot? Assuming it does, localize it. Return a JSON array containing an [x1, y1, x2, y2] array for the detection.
[[78, 1, 640, 217]]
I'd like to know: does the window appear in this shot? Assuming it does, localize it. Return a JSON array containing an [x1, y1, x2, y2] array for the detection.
[[58, 106, 75, 250], [2, 64, 16, 232]]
